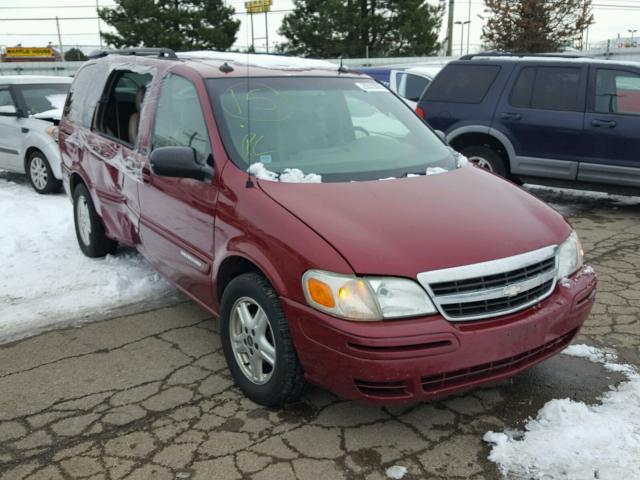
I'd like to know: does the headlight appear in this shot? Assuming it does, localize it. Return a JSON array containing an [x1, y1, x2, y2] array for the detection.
[[46, 126, 59, 143], [557, 231, 583, 279], [302, 270, 437, 321]]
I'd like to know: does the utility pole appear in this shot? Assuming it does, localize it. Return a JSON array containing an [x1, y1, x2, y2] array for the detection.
[[96, 0, 103, 48], [55, 16, 64, 60], [466, 0, 471, 54], [264, 10, 269, 53], [250, 12, 255, 51], [455, 20, 470, 56], [446, 0, 454, 56]]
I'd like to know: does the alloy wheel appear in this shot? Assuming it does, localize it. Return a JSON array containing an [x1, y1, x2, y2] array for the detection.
[[30, 156, 49, 190], [229, 297, 276, 385], [468, 156, 494, 172]]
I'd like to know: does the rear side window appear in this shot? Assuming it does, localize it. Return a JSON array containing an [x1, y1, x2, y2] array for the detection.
[[398, 73, 430, 102], [510, 66, 582, 112], [423, 64, 500, 104], [152, 74, 212, 164], [595, 69, 640, 115], [64, 63, 107, 128]]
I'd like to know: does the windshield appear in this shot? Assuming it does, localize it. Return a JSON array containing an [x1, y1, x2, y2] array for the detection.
[[18, 83, 69, 115], [206, 77, 455, 182]]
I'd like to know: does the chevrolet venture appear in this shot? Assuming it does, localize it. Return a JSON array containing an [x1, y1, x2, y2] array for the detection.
[[59, 49, 596, 406]]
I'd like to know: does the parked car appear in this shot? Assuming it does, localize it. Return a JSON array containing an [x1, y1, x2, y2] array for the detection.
[[389, 64, 444, 109], [417, 53, 640, 194], [0, 75, 72, 193], [59, 49, 596, 407]]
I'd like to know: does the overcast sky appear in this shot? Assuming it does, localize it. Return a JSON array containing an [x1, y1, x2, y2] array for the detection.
[[0, 0, 638, 55]]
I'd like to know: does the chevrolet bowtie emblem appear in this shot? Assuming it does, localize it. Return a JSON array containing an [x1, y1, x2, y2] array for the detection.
[[503, 285, 522, 297]]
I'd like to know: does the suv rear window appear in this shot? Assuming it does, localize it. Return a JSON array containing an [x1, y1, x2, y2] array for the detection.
[[510, 66, 582, 112], [423, 64, 500, 104]]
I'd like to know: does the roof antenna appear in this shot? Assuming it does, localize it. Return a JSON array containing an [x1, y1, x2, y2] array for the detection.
[[246, 171, 254, 188], [338, 55, 349, 73], [219, 62, 234, 73]]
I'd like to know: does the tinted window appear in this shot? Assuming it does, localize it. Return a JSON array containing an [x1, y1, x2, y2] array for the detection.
[[423, 64, 500, 104], [530, 67, 582, 111], [153, 74, 212, 164], [596, 69, 640, 115], [398, 73, 430, 102], [509, 67, 536, 108], [64, 63, 108, 128], [17, 84, 69, 115], [207, 77, 455, 182]]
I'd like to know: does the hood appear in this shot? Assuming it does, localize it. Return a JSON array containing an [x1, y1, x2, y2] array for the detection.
[[33, 108, 62, 124], [258, 167, 570, 277]]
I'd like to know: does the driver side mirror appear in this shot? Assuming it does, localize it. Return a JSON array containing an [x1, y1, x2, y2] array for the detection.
[[150, 146, 213, 182]]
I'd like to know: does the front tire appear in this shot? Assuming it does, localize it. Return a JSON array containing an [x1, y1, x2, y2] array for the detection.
[[220, 272, 305, 407], [73, 184, 117, 257], [459, 145, 507, 177], [26, 151, 62, 194]]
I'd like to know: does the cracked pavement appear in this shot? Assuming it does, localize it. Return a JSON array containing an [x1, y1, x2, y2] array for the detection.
[[0, 187, 638, 480]]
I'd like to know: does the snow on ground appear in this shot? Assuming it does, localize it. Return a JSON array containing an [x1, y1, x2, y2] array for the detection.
[[385, 465, 408, 479], [484, 344, 640, 480], [0, 175, 174, 344]]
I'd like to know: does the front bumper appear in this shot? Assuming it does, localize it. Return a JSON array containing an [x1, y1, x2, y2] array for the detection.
[[284, 266, 597, 405]]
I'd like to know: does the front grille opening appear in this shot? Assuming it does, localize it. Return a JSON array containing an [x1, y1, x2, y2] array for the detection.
[[348, 340, 452, 353], [441, 279, 553, 319], [431, 257, 555, 296], [421, 329, 576, 392], [354, 379, 409, 398]]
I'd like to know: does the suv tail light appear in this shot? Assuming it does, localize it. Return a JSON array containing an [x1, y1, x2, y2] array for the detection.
[[415, 106, 425, 119]]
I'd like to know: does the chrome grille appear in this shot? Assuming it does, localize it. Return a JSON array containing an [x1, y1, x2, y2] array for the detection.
[[417, 246, 558, 321]]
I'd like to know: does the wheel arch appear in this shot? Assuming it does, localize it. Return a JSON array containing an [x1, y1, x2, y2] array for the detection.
[[23, 146, 44, 172], [447, 127, 517, 174], [215, 254, 285, 309]]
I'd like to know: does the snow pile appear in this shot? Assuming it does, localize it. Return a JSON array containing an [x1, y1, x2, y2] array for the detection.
[[426, 167, 448, 175], [0, 176, 174, 343], [385, 465, 407, 479], [484, 344, 640, 480], [248, 163, 321, 183]]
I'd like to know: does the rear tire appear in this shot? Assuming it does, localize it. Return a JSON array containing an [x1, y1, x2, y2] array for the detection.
[[73, 184, 117, 257], [460, 145, 507, 177], [26, 151, 62, 194], [220, 272, 305, 407]]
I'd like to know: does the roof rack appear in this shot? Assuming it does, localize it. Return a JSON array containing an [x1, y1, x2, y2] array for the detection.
[[460, 52, 590, 60], [87, 48, 178, 60]]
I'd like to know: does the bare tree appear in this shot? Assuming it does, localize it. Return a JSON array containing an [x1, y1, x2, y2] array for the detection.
[[482, 0, 594, 53]]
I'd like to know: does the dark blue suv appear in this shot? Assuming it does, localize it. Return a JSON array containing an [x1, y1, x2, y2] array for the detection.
[[417, 54, 640, 194]]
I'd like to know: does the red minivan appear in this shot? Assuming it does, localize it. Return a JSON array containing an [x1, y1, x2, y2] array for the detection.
[[59, 49, 596, 406]]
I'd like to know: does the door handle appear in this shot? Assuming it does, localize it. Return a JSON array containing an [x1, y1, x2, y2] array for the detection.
[[500, 112, 522, 120], [591, 119, 617, 128]]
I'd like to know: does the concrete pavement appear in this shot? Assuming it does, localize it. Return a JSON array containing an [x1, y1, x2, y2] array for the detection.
[[0, 187, 638, 479]]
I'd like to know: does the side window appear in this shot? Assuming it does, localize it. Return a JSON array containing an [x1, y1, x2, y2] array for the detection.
[[509, 67, 536, 108], [423, 64, 501, 104], [0, 88, 16, 114], [64, 63, 108, 128], [595, 69, 640, 115], [152, 74, 212, 164], [399, 74, 430, 102], [531, 67, 582, 111], [96, 70, 153, 146]]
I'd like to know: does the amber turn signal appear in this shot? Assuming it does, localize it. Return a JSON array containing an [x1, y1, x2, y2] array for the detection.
[[307, 278, 335, 308]]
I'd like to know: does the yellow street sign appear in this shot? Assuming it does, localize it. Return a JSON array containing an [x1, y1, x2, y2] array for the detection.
[[5, 47, 55, 58], [245, 0, 272, 14]]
